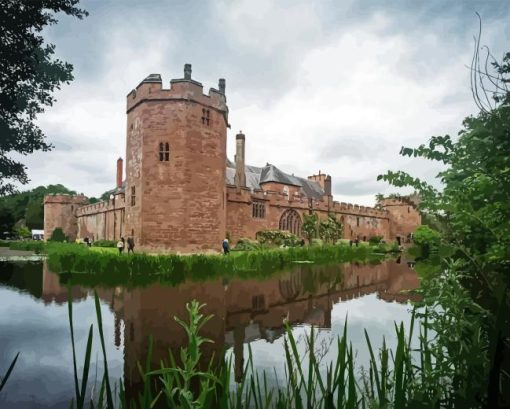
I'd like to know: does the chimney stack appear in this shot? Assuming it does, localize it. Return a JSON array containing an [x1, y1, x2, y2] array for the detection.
[[116, 157, 123, 189], [184, 63, 192, 80], [234, 131, 246, 188], [218, 78, 226, 94]]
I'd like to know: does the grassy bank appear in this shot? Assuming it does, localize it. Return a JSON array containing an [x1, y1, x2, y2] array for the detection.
[[8, 241, 385, 286]]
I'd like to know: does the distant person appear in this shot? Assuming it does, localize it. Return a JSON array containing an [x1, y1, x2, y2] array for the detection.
[[349, 239, 353, 247], [127, 236, 135, 254], [117, 237, 125, 254], [222, 238, 230, 255], [355, 238, 359, 247], [300, 238, 305, 247]]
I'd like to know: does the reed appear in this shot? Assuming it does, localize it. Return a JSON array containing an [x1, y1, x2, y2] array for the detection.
[[46, 243, 381, 286], [64, 293, 452, 408]]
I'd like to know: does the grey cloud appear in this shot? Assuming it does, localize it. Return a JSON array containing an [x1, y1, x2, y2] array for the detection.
[[332, 177, 381, 196]]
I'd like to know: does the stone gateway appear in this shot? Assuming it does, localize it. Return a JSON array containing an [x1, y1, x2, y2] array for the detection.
[[44, 65, 420, 252]]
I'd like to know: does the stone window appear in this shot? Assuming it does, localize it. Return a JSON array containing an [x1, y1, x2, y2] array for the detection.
[[159, 142, 170, 161], [130, 186, 136, 206], [252, 201, 266, 218], [408, 206, 410, 213], [357, 217, 360, 227], [279, 209, 302, 236], [201, 108, 210, 125]]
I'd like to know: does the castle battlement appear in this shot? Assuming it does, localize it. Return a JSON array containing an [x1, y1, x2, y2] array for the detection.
[[127, 64, 227, 115], [44, 194, 88, 205]]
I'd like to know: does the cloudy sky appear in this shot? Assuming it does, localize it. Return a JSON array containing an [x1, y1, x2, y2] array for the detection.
[[22, 0, 510, 205]]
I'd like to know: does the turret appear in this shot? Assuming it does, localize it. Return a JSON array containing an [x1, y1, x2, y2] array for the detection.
[[124, 64, 229, 252]]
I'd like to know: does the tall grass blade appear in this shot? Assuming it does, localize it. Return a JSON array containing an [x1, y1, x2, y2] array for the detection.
[[0, 352, 19, 393], [94, 290, 114, 409]]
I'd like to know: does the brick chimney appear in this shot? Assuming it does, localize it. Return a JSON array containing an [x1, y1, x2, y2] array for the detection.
[[308, 171, 332, 197], [234, 131, 246, 188], [116, 157, 123, 189]]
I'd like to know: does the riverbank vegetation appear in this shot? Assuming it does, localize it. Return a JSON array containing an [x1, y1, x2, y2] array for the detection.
[[379, 42, 510, 406], [62, 293, 450, 409]]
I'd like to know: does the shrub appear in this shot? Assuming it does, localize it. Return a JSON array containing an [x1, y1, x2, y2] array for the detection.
[[413, 225, 440, 256], [368, 235, 383, 246], [92, 239, 116, 248], [311, 238, 324, 247], [256, 230, 300, 247], [234, 238, 261, 251], [49, 227, 66, 242]]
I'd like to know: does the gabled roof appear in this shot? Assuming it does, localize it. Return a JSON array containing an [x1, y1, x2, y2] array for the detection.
[[226, 161, 325, 199]]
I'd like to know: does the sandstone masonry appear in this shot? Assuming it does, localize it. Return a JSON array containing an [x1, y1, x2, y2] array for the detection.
[[44, 65, 421, 251]]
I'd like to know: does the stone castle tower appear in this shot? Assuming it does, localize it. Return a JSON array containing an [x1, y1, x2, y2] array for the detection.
[[124, 64, 229, 252]]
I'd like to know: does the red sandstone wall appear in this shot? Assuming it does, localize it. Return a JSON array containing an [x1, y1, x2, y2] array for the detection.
[[225, 186, 392, 244], [43, 195, 88, 241], [125, 77, 228, 253], [380, 199, 421, 243], [77, 194, 126, 241]]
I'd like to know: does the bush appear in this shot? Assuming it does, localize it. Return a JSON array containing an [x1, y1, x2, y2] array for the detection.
[[234, 238, 262, 251], [311, 238, 324, 247], [10, 240, 46, 254], [368, 235, 383, 245], [413, 225, 440, 257], [49, 227, 67, 242], [256, 230, 300, 247], [92, 239, 116, 248]]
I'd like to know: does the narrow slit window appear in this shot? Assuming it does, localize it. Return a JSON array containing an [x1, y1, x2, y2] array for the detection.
[[131, 186, 136, 206], [159, 142, 170, 162]]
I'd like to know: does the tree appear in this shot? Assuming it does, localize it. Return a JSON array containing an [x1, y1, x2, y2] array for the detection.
[[302, 213, 318, 244], [378, 43, 510, 406], [0, 1, 87, 195], [318, 214, 343, 244], [412, 225, 440, 257]]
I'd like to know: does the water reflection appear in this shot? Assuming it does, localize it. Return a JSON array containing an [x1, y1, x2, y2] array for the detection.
[[0, 258, 419, 408]]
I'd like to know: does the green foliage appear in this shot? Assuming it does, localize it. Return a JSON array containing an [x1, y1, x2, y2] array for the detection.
[[0, 184, 76, 231], [92, 239, 116, 248], [302, 212, 319, 244], [378, 49, 510, 405], [0, 1, 87, 194], [234, 238, 262, 251], [50, 227, 66, 242], [64, 293, 456, 408], [45, 242, 379, 287], [14, 225, 31, 239], [318, 214, 343, 244], [256, 230, 300, 247], [412, 225, 440, 256], [368, 235, 383, 246]]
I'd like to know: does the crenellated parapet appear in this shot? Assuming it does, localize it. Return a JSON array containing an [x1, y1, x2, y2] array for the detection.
[[44, 194, 88, 206], [126, 65, 228, 126]]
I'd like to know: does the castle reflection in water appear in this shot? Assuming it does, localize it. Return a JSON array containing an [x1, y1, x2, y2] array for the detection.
[[2, 258, 419, 389]]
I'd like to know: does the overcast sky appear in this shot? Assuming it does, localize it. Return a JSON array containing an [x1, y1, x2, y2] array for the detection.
[[20, 0, 510, 206]]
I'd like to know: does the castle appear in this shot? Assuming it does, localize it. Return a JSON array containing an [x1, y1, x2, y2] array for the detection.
[[43, 65, 420, 252]]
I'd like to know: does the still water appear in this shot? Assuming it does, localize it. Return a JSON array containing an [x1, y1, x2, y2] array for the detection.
[[0, 258, 419, 408]]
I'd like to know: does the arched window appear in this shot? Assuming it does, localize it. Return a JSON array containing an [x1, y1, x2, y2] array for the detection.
[[159, 142, 170, 161], [279, 209, 302, 236]]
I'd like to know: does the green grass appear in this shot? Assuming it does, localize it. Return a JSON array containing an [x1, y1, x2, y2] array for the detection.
[[43, 243, 383, 287]]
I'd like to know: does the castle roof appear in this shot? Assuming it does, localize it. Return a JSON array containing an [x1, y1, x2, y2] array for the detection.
[[226, 161, 325, 198]]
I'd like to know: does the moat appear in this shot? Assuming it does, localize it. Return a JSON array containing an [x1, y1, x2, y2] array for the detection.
[[0, 258, 419, 409]]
